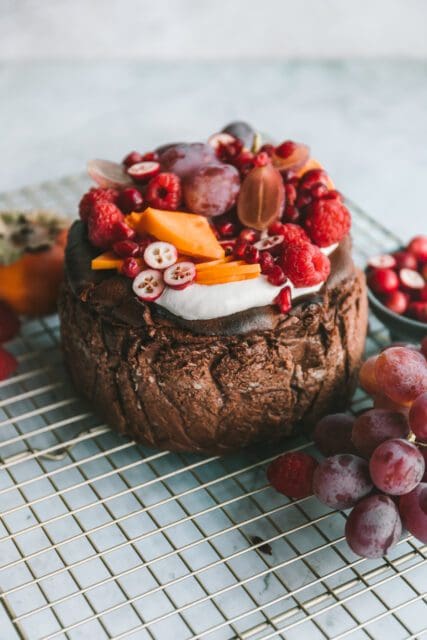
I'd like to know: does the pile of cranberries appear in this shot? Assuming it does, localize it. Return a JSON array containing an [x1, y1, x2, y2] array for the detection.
[[367, 235, 427, 322], [268, 340, 427, 559]]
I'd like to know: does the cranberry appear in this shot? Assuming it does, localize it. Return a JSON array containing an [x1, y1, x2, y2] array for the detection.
[[383, 290, 409, 315], [138, 238, 152, 256], [408, 235, 427, 264], [282, 205, 300, 223], [234, 240, 249, 259], [120, 257, 141, 278], [259, 251, 275, 274], [367, 268, 399, 295], [274, 285, 292, 313], [122, 151, 143, 168], [117, 187, 144, 214], [285, 183, 297, 205], [216, 220, 237, 238], [112, 220, 136, 242], [113, 240, 140, 257], [393, 251, 418, 271], [267, 265, 286, 286], [142, 151, 159, 162], [244, 245, 260, 264], [239, 229, 257, 244]]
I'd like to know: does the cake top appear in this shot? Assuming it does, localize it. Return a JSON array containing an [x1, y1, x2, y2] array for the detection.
[[78, 121, 352, 321]]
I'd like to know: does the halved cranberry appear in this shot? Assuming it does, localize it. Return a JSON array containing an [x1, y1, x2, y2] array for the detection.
[[143, 241, 178, 270], [393, 250, 418, 271], [132, 269, 165, 301], [267, 265, 286, 286], [113, 240, 139, 257], [367, 268, 399, 295], [399, 268, 425, 292], [120, 257, 141, 278], [367, 254, 397, 270], [163, 261, 196, 290], [122, 151, 143, 168], [117, 187, 144, 214], [274, 285, 292, 313], [127, 161, 160, 183], [207, 132, 236, 150], [244, 245, 260, 264], [383, 290, 409, 315]]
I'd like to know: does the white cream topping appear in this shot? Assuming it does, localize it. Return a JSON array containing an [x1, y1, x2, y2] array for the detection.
[[155, 243, 338, 321]]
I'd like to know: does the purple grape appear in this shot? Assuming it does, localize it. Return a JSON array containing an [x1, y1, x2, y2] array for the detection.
[[313, 413, 356, 456], [183, 164, 240, 217], [369, 438, 425, 495], [345, 494, 402, 558], [352, 409, 410, 458], [159, 143, 217, 179], [399, 482, 427, 543], [312, 454, 373, 509]]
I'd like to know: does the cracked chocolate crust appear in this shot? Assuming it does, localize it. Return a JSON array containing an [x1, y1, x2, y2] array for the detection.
[[59, 228, 368, 453]]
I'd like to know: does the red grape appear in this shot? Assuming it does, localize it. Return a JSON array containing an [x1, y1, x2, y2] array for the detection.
[[352, 409, 410, 458], [312, 454, 373, 509], [409, 392, 427, 441], [313, 413, 356, 456], [159, 143, 217, 179], [373, 393, 409, 415], [183, 164, 240, 217], [374, 346, 427, 405], [345, 494, 402, 558], [420, 447, 427, 482], [370, 438, 425, 495], [359, 355, 379, 395], [399, 482, 427, 543]]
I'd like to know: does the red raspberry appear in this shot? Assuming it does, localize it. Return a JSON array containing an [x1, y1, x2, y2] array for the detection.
[[267, 451, 318, 499], [280, 242, 331, 287], [78, 187, 119, 223], [304, 199, 351, 247], [0, 302, 20, 343], [274, 285, 292, 313], [120, 258, 141, 279], [0, 347, 18, 381], [146, 173, 182, 210], [88, 201, 125, 249], [280, 223, 310, 247]]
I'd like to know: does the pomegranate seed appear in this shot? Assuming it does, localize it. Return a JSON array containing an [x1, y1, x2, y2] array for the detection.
[[259, 251, 275, 274], [113, 240, 139, 257], [239, 229, 258, 244], [393, 250, 418, 271], [112, 220, 136, 242], [216, 220, 237, 238], [267, 265, 286, 286], [244, 245, 260, 264], [117, 187, 144, 214], [383, 290, 409, 315], [399, 268, 425, 292], [274, 286, 292, 313], [120, 257, 141, 278], [234, 240, 249, 259], [254, 151, 271, 167], [122, 151, 143, 168], [127, 161, 160, 183], [285, 183, 297, 205], [367, 268, 399, 295], [408, 235, 427, 264], [282, 205, 300, 222], [268, 221, 284, 236], [367, 254, 397, 270]]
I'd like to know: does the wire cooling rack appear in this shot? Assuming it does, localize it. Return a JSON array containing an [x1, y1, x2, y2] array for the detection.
[[0, 176, 426, 640]]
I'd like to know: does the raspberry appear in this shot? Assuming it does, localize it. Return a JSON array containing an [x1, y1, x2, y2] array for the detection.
[[78, 187, 119, 223], [0, 347, 18, 381], [88, 201, 125, 249], [304, 199, 351, 247], [0, 302, 20, 343], [274, 285, 292, 313], [267, 451, 318, 499], [146, 173, 182, 210], [280, 242, 330, 287], [280, 223, 310, 247]]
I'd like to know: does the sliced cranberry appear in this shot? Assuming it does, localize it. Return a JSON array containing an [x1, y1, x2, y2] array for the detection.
[[244, 245, 260, 264], [132, 269, 165, 301], [117, 188, 144, 214], [274, 286, 292, 313], [207, 132, 236, 150], [163, 261, 196, 290], [368, 268, 399, 295], [383, 290, 409, 315], [120, 257, 141, 278], [143, 241, 178, 270], [127, 161, 160, 184], [122, 151, 143, 168], [399, 268, 425, 292], [259, 251, 275, 274], [367, 254, 397, 270], [254, 235, 284, 252], [113, 240, 140, 257], [267, 265, 286, 286], [393, 250, 418, 271]]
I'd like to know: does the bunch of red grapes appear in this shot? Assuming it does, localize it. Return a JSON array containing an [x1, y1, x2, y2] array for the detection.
[[268, 339, 427, 559]]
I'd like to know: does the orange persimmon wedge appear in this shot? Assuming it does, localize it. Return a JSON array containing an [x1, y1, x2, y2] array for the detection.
[[196, 262, 261, 285], [197, 271, 260, 285], [195, 256, 236, 271], [92, 252, 143, 271], [127, 208, 224, 260]]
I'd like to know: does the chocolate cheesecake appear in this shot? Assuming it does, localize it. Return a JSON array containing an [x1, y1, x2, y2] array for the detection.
[[59, 124, 368, 454]]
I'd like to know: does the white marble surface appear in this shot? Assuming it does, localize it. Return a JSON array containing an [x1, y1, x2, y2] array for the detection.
[[0, 61, 426, 240]]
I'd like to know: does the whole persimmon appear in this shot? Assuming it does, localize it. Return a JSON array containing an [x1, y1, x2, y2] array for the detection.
[[0, 210, 69, 316]]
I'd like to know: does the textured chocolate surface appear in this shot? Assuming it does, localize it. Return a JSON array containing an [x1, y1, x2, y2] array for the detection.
[[59, 222, 368, 453]]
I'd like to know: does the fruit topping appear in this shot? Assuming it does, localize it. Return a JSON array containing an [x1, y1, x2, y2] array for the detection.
[[312, 454, 373, 509], [143, 241, 178, 270], [280, 241, 330, 287], [374, 346, 427, 405], [259, 250, 275, 274], [122, 151, 144, 167], [127, 161, 160, 183], [399, 268, 425, 291], [313, 413, 356, 457], [408, 302, 427, 323], [0, 347, 18, 381], [79, 187, 119, 223], [132, 269, 165, 301], [120, 257, 141, 279], [277, 222, 310, 247], [369, 438, 425, 495], [408, 235, 427, 264], [267, 265, 286, 286], [237, 165, 285, 230], [345, 495, 402, 558], [221, 121, 255, 149], [267, 452, 318, 499], [273, 285, 292, 313], [253, 235, 283, 252], [272, 141, 310, 172], [207, 132, 236, 151], [183, 164, 240, 217], [113, 240, 140, 257], [195, 261, 261, 285], [367, 254, 397, 270], [88, 202, 125, 249], [399, 483, 427, 544], [87, 159, 133, 189], [352, 409, 410, 458], [0, 301, 20, 344], [116, 188, 144, 215], [146, 172, 182, 211], [127, 207, 224, 260], [367, 268, 399, 295], [393, 250, 418, 271], [163, 261, 196, 290], [159, 143, 217, 179], [304, 198, 351, 247], [243, 245, 260, 264], [382, 290, 409, 315]]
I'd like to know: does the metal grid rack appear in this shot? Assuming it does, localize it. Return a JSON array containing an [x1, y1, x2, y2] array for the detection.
[[0, 176, 426, 640]]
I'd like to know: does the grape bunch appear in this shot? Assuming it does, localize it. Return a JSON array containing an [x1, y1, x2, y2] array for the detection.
[[267, 338, 427, 559]]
